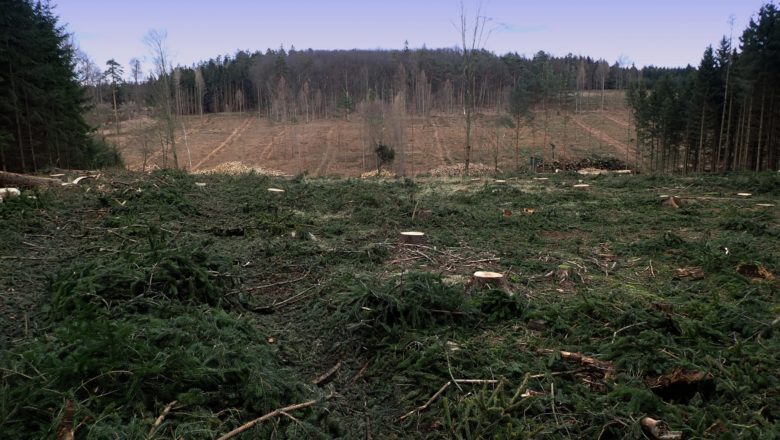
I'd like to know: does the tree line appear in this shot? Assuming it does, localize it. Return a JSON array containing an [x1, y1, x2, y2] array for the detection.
[[86, 46, 639, 122], [628, 2, 780, 172], [0, 0, 120, 173]]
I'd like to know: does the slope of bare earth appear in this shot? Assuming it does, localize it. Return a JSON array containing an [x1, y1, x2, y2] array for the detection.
[[113, 91, 637, 176]]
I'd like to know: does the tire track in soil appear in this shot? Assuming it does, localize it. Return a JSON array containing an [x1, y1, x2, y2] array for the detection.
[[314, 125, 336, 176], [603, 114, 630, 128], [258, 124, 290, 162], [431, 118, 453, 166], [572, 116, 632, 159], [192, 117, 253, 171]]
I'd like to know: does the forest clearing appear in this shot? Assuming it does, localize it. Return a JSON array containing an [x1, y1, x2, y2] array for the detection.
[[109, 91, 634, 177], [1, 170, 778, 438], [3, 0, 780, 438]]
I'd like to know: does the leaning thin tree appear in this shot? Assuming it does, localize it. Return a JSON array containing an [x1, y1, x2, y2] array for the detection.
[[458, 1, 490, 177]]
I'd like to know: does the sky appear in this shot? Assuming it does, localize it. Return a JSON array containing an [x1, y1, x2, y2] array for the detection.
[[55, 0, 771, 78]]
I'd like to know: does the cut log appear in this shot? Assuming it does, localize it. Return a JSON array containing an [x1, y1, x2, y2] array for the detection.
[[0, 171, 62, 188], [400, 231, 425, 244], [472, 271, 506, 289], [640, 417, 682, 440]]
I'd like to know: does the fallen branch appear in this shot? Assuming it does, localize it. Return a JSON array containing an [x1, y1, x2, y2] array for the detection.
[[146, 400, 177, 439], [313, 361, 342, 386], [398, 379, 499, 421], [216, 400, 317, 440], [346, 362, 369, 388], [247, 269, 311, 291], [538, 349, 615, 374], [253, 284, 320, 313], [55, 400, 74, 440]]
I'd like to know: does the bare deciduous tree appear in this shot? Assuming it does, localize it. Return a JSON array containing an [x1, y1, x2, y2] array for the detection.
[[457, 0, 490, 176], [144, 29, 178, 169]]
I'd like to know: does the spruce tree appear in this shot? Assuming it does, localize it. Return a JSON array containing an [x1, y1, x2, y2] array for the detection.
[[0, 0, 115, 172]]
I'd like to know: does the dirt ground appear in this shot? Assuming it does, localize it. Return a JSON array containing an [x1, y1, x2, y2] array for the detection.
[[113, 91, 636, 176]]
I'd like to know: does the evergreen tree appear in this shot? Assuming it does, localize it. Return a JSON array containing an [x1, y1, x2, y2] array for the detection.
[[0, 0, 117, 172]]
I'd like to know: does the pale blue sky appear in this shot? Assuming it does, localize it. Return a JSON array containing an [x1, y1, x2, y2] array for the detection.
[[55, 0, 770, 76]]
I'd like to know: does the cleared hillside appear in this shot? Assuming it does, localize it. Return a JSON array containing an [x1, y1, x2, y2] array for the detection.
[[112, 91, 636, 176]]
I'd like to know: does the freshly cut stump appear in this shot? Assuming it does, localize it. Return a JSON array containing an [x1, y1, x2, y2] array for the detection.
[[573, 183, 591, 190], [472, 271, 506, 289], [400, 231, 426, 245], [757, 203, 775, 207], [494, 179, 507, 184], [267, 188, 285, 194], [737, 192, 752, 198]]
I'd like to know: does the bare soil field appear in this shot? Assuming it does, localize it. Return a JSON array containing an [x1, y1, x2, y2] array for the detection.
[[113, 91, 636, 176]]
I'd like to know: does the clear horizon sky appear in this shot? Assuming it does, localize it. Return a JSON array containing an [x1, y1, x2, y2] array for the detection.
[[56, 0, 771, 78]]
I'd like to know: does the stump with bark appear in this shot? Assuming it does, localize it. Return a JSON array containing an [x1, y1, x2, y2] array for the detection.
[[472, 271, 506, 289], [400, 231, 425, 244]]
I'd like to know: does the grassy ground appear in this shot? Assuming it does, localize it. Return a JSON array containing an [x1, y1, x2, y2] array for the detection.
[[1, 170, 778, 438]]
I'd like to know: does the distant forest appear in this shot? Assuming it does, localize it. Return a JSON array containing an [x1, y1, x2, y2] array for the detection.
[[1, 0, 779, 173], [101, 48, 640, 119]]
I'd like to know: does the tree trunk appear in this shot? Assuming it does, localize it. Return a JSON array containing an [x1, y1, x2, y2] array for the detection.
[[23, 90, 37, 172], [756, 84, 766, 171], [697, 100, 706, 172], [723, 93, 734, 171], [744, 97, 753, 170], [112, 86, 120, 137], [0, 170, 62, 188]]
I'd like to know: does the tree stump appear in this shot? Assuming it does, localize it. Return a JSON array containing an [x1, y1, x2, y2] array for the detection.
[[661, 196, 681, 209], [494, 179, 507, 184], [556, 264, 572, 283], [472, 271, 506, 289], [736, 192, 752, 198], [267, 188, 285, 194], [400, 231, 425, 244], [572, 183, 591, 190]]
